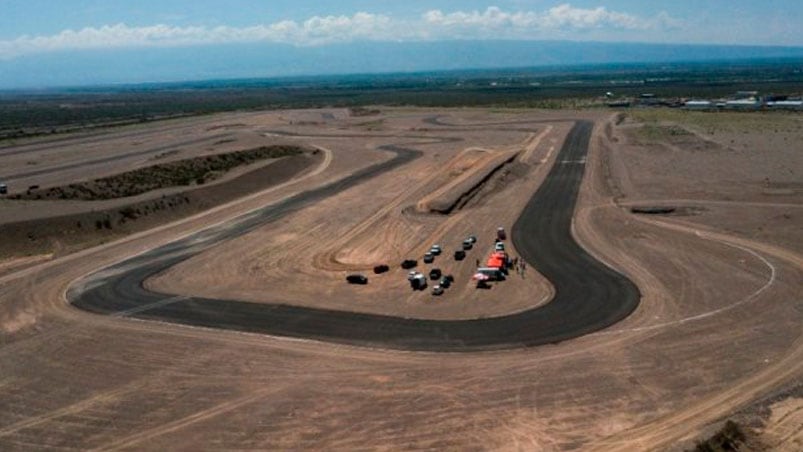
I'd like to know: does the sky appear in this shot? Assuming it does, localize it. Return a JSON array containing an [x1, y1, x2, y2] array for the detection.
[[2, 1, 801, 57], [0, 1, 802, 88]]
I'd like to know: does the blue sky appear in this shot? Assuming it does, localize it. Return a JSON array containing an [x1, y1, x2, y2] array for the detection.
[[1, 1, 801, 51], [1, 1, 801, 88]]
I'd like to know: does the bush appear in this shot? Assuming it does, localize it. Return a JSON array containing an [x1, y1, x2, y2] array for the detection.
[[693, 421, 747, 452], [119, 206, 138, 220]]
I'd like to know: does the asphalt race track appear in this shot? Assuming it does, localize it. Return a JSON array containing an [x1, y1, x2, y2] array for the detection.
[[68, 120, 641, 352]]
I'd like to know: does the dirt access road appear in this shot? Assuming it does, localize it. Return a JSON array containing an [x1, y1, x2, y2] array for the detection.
[[0, 108, 801, 450]]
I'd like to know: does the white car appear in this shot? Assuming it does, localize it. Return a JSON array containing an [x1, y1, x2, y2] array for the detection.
[[410, 274, 427, 290], [494, 242, 505, 251], [430, 244, 442, 255]]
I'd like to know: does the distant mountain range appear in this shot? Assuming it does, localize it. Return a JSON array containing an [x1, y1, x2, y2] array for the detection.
[[2, 40, 803, 90]]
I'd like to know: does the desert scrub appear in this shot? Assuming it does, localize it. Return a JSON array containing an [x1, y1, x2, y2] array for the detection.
[[20, 145, 304, 201], [692, 420, 761, 452], [635, 124, 691, 142]]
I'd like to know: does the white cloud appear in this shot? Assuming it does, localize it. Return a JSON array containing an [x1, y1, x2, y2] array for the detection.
[[0, 5, 681, 60], [423, 4, 658, 32], [0, 12, 395, 59], [543, 4, 645, 29]]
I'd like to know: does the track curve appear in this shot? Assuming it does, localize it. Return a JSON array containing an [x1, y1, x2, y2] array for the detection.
[[68, 120, 640, 352]]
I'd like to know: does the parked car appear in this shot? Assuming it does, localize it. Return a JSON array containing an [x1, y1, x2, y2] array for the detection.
[[454, 250, 466, 260], [0, 183, 7, 195], [429, 268, 442, 280], [410, 273, 427, 290], [401, 259, 418, 269], [373, 264, 390, 274], [444, 274, 454, 283], [432, 285, 444, 296], [423, 252, 435, 264], [467, 235, 477, 244], [346, 274, 368, 284], [429, 244, 442, 255], [462, 239, 473, 250], [439, 277, 451, 288], [496, 227, 506, 240], [494, 242, 505, 251]]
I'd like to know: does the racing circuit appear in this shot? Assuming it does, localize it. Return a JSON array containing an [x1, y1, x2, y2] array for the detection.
[[2, 107, 801, 450], [68, 120, 641, 351]]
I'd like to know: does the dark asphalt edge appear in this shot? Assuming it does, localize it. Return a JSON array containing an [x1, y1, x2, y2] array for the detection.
[[67, 121, 641, 352]]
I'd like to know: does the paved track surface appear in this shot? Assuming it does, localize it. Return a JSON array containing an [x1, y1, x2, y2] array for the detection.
[[68, 120, 640, 351]]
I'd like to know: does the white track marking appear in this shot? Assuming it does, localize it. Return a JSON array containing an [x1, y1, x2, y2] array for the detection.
[[540, 146, 556, 164], [112, 296, 189, 318], [521, 125, 552, 163]]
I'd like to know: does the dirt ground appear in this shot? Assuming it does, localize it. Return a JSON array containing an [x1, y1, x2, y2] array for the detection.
[[146, 111, 566, 320], [0, 107, 801, 450]]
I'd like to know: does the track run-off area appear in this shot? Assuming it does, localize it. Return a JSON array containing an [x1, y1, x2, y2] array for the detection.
[[67, 120, 640, 351]]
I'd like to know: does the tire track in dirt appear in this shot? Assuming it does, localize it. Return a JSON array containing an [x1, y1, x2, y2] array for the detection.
[[93, 386, 282, 451], [310, 136, 472, 271]]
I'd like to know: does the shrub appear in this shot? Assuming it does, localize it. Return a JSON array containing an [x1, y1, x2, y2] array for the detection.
[[119, 206, 138, 219], [693, 420, 747, 452]]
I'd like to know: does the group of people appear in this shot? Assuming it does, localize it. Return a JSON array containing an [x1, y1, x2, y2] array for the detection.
[[474, 255, 527, 277]]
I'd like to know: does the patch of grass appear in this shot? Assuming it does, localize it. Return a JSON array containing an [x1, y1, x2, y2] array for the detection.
[[355, 119, 385, 130], [348, 107, 380, 116]]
